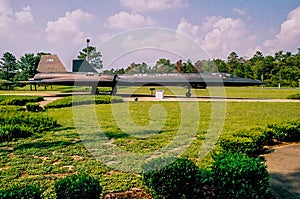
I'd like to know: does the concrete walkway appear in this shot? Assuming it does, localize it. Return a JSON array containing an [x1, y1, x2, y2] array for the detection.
[[264, 143, 300, 199]]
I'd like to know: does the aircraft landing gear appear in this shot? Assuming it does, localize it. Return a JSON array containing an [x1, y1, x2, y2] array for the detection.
[[111, 86, 117, 96], [186, 86, 191, 98], [91, 85, 99, 95]]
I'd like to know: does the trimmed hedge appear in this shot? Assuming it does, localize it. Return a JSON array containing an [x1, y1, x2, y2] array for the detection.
[[142, 157, 201, 199], [26, 102, 43, 112], [220, 128, 270, 156], [0, 112, 58, 132], [54, 173, 102, 199], [0, 125, 34, 142], [0, 184, 42, 199], [0, 95, 43, 106], [142, 155, 271, 199], [220, 121, 300, 156], [267, 121, 300, 142], [44, 95, 123, 109], [0, 105, 25, 113], [287, 93, 300, 99], [212, 152, 271, 199]]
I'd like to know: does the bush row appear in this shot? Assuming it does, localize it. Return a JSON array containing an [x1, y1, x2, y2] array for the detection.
[[287, 93, 300, 99], [0, 125, 34, 142], [220, 121, 300, 156], [44, 95, 123, 109], [0, 155, 269, 199], [0, 174, 101, 199], [142, 153, 271, 199], [0, 95, 43, 106], [0, 184, 42, 199], [25, 102, 43, 112], [0, 105, 25, 113], [0, 112, 58, 142]]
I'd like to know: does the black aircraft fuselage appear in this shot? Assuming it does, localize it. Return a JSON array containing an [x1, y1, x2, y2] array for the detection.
[[28, 55, 264, 97]]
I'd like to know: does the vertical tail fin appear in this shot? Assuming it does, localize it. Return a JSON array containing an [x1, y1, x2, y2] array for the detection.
[[37, 55, 67, 73]]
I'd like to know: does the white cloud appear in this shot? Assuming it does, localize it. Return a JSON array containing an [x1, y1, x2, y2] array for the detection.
[[0, 0, 13, 16], [260, 6, 300, 54], [120, 0, 188, 12], [106, 11, 155, 29], [176, 18, 201, 40], [98, 28, 209, 69], [233, 8, 246, 15], [15, 6, 34, 24], [46, 9, 92, 44], [177, 17, 256, 59], [0, 2, 39, 56]]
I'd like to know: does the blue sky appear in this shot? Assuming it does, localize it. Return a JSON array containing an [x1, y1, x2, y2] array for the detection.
[[1, 0, 300, 69]]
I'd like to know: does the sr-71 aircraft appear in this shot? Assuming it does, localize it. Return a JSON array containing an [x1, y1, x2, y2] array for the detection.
[[29, 55, 263, 97]]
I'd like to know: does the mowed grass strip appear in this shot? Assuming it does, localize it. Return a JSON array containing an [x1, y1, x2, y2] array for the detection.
[[1, 101, 299, 197]]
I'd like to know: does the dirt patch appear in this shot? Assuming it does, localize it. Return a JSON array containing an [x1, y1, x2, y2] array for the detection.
[[264, 143, 300, 199], [39, 97, 63, 107]]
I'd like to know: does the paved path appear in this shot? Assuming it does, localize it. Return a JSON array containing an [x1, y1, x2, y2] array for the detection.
[[264, 144, 300, 199], [122, 96, 300, 103]]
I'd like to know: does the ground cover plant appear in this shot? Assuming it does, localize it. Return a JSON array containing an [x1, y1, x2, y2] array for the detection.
[[0, 99, 299, 198]]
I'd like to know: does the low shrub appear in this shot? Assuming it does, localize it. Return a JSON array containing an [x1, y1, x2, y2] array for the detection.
[[0, 184, 42, 199], [26, 102, 43, 112], [142, 157, 201, 199], [0, 112, 58, 141], [45, 95, 123, 109], [211, 152, 271, 199], [0, 125, 34, 142], [220, 128, 270, 156], [0, 95, 43, 106], [267, 121, 300, 142], [0, 105, 25, 113], [220, 136, 258, 156], [54, 173, 102, 199], [0, 112, 58, 132], [287, 93, 300, 99]]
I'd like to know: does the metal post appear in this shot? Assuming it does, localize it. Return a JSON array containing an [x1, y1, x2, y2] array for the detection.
[[86, 39, 90, 62]]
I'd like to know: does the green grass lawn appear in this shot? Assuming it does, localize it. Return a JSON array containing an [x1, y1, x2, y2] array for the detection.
[[1, 85, 299, 99], [1, 100, 299, 197]]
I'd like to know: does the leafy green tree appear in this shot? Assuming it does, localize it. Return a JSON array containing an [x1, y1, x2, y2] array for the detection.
[[0, 52, 17, 81], [78, 46, 103, 70], [181, 59, 197, 73], [155, 58, 176, 73], [214, 59, 227, 73], [14, 53, 40, 81]]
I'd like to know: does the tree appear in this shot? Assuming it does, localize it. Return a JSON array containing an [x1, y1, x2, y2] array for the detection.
[[213, 59, 227, 73], [0, 52, 17, 81], [226, 51, 239, 74], [14, 53, 40, 81], [154, 58, 176, 73], [78, 46, 103, 70]]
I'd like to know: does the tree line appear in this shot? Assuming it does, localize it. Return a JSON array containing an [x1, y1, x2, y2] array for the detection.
[[106, 49, 300, 87], [1, 48, 299, 87]]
